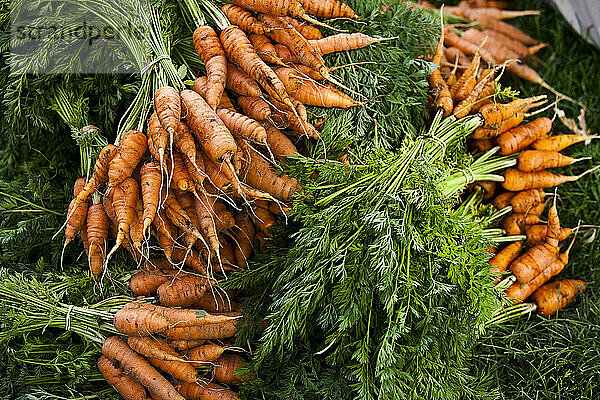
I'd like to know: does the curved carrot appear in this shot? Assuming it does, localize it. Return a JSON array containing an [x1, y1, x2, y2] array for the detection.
[[108, 178, 139, 262], [222, 4, 272, 34], [497, 117, 552, 155], [64, 177, 89, 249], [237, 96, 272, 121], [531, 279, 586, 316], [97, 355, 149, 400], [193, 26, 227, 110], [284, 16, 322, 40], [248, 33, 286, 66], [489, 241, 522, 283], [108, 130, 147, 187], [217, 108, 268, 144]]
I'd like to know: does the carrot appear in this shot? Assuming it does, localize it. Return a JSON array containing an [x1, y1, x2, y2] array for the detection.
[[510, 189, 545, 213], [194, 290, 241, 313], [444, 47, 471, 68], [486, 1, 512, 8], [503, 213, 544, 236], [473, 95, 546, 139], [453, 68, 495, 118], [471, 138, 494, 152], [176, 381, 240, 400], [509, 203, 561, 283], [163, 190, 204, 242], [154, 87, 181, 140], [310, 33, 384, 54], [230, 0, 305, 17], [191, 76, 235, 110], [263, 121, 298, 158], [129, 195, 144, 251], [489, 241, 522, 283], [233, 213, 256, 267], [193, 26, 227, 110], [169, 339, 206, 352], [275, 67, 359, 108], [248, 33, 286, 66], [480, 29, 530, 58], [430, 26, 453, 116], [492, 191, 516, 210], [156, 274, 215, 308], [180, 89, 238, 164], [148, 112, 170, 168], [173, 121, 197, 167], [237, 96, 271, 121], [283, 16, 322, 40], [497, 117, 552, 155], [472, 14, 538, 46], [108, 130, 148, 187], [220, 25, 294, 109], [518, 150, 587, 172], [102, 336, 184, 400], [525, 225, 573, 245], [140, 161, 162, 234], [506, 250, 568, 304], [184, 149, 207, 191], [471, 79, 496, 112], [170, 247, 208, 275], [502, 168, 596, 191], [168, 151, 195, 192], [130, 268, 183, 296], [443, 27, 497, 66], [186, 344, 225, 366], [64, 178, 89, 249], [238, 140, 301, 201], [274, 43, 299, 64], [222, 4, 271, 34], [97, 355, 150, 400], [450, 44, 480, 101], [153, 212, 178, 261], [214, 354, 247, 386], [203, 157, 234, 192], [72, 145, 118, 209], [127, 336, 186, 362], [461, 8, 540, 20], [531, 279, 586, 316], [108, 178, 139, 260], [298, 0, 359, 19], [461, 29, 543, 84], [163, 318, 239, 340], [225, 63, 262, 98], [269, 98, 321, 139], [87, 203, 109, 278], [250, 205, 276, 234], [217, 108, 268, 144], [532, 134, 600, 152], [145, 340, 199, 384]]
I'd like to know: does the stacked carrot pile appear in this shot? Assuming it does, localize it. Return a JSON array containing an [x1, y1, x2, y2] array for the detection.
[[427, 3, 596, 317], [54, 0, 403, 398]]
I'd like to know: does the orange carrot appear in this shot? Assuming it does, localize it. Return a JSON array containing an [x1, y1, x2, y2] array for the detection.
[[145, 340, 199, 384], [248, 33, 286, 66], [148, 112, 170, 168], [237, 96, 272, 121], [480, 29, 530, 58], [298, 0, 359, 19], [291, 63, 326, 81], [250, 205, 276, 234], [503, 213, 544, 235], [64, 178, 89, 249], [73, 145, 118, 208], [471, 138, 494, 152], [497, 117, 552, 155], [473, 96, 546, 139], [168, 339, 206, 352], [222, 4, 272, 34], [174, 121, 197, 167], [180, 89, 238, 164], [233, 213, 255, 267], [471, 79, 496, 112], [168, 151, 195, 192], [113, 302, 171, 336], [275, 67, 359, 108], [443, 27, 497, 66], [184, 148, 207, 191], [238, 140, 301, 201], [193, 192, 221, 261], [518, 150, 587, 172], [97, 355, 149, 400], [154, 87, 182, 138], [217, 108, 268, 144], [214, 354, 247, 386], [176, 381, 240, 400], [269, 97, 321, 139], [274, 43, 299, 64], [531, 279, 586, 316], [450, 46, 480, 101], [431, 26, 453, 116], [87, 203, 109, 278], [186, 344, 225, 366], [493, 191, 516, 209], [127, 336, 187, 362], [310, 33, 383, 54], [453, 68, 495, 118], [221, 25, 294, 109], [510, 189, 545, 213], [203, 157, 234, 192], [129, 195, 144, 251], [489, 241, 522, 283], [472, 14, 538, 46], [140, 161, 162, 234], [506, 250, 568, 303], [226, 63, 262, 98], [461, 8, 540, 20], [260, 14, 327, 76], [156, 274, 215, 308], [191, 76, 235, 110], [193, 26, 227, 110], [109, 178, 139, 260], [525, 225, 573, 245], [444, 46, 471, 68], [170, 247, 208, 275], [163, 189, 204, 242], [263, 121, 298, 158], [130, 268, 183, 296], [153, 211, 178, 261], [283, 16, 322, 40], [502, 168, 593, 191], [163, 318, 239, 340], [102, 336, 184, 400], [532, 134, 600, 152], [509, 203, 561, 283], [231, 0, 305, 18]]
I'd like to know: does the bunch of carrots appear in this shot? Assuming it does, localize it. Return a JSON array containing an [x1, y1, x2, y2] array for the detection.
[[426, 2, 596, 317], [54, 0, 399, 398]]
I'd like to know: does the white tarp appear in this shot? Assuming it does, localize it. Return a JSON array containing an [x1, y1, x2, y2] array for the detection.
[[548, 0, 600, 49]]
